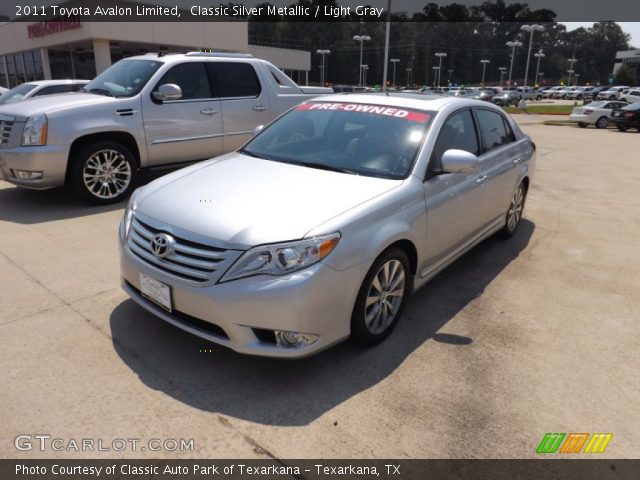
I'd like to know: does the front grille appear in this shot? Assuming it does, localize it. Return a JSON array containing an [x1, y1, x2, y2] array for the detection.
[[0, 120, 14, 145], [127, 216, 242, 285]]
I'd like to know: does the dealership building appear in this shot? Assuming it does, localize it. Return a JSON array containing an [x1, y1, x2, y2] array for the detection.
[[613, 49, 640, 84], [0, 18, 312, 88]]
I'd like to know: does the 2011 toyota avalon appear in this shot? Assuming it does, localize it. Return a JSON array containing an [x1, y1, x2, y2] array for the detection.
[[119, 94, 535, 358]]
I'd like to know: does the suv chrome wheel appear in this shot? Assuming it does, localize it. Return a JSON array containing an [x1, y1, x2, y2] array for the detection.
[[83, 149, 132, 199]]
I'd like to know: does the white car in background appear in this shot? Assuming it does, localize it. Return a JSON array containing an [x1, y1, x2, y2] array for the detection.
[[0, 86, 8, 94], [569, 100, 628, 129], [599, 86, 629, 100], [0, 80, 89, 105], [619, 89, 640, 104]]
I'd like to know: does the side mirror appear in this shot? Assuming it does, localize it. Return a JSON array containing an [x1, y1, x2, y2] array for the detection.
[[441, 149, 479, 174], [252, 125, 264, 136], [152, 84, 182, 102]]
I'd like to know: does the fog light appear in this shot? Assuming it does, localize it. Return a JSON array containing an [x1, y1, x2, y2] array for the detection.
[[275, 330, 319, 348], [13, 170, 43, 180]]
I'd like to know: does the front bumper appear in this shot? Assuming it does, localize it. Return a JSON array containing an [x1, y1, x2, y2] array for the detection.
[[0, 145, 69, 189], [119, 237, 367, 358]]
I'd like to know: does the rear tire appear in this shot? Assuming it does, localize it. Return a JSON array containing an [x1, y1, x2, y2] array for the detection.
[[595, 117, 609, 129], [578, 123, 588, 128], [350, 249, 412, 347], [70, 141, 137, 204], [498, 182, 527, 239]]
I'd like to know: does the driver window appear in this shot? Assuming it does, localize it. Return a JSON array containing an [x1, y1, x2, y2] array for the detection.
[[154, 63, 211, 101], [429, 109, 479, 176]]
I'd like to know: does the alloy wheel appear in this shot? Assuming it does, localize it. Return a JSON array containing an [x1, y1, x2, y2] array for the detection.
[[507, 185, 525, 233], [364, 259, 406, 335], [82, 149, 132, 199]]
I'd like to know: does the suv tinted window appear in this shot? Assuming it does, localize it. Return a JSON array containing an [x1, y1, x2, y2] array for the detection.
[[476, 109, 512, 152], [210, 63, 261, 98], [429, 109, 479, 174], [155, 62, 211, 100]]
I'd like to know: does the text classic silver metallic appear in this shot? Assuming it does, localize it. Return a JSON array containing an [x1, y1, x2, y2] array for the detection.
[[119, 94, 536, 358]]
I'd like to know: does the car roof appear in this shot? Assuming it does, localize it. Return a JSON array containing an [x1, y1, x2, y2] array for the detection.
[[309, 92, 498, 113]]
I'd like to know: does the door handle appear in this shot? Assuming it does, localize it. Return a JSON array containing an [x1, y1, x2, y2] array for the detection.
[[513, 157, 521, 165], [200, 108, 218, 116], [252, 105, 268, 111], [476, 175, 488, 184]]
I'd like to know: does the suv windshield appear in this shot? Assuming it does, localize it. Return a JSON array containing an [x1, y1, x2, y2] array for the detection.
[[241, 102, 434, 179], [83, 59, 162, 97], [0, 83, 37, 104]]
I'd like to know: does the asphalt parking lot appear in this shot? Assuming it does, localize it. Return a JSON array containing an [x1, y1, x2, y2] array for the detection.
[[1, 116, 638, 459]]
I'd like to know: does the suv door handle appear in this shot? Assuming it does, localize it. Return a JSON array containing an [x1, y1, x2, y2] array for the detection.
[[252, 105, 268, 111], [200, 108, 218, 116], [476, 175, 488, 184]]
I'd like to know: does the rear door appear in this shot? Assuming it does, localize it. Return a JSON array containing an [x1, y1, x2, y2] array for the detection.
[[208, 62, 270, 153], [143, 62, 222, 166]]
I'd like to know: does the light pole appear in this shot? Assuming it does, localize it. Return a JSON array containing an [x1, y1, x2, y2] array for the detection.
[[480, 59, 490, 87], [434, 52, 447, 87], [362, 64, 369, 86], [390, 58, 400, 87], [567, 57, 577, 86], [533, 50, 545, 86], [432, 66, 440, 86], [498, 66, 507, 87], [448, 69, 453, 85], [567, 69, 574, 87], [574, 73, 580, 86], [506, 40, 523, 89], [353, 35, 371, 86], [537, 72, 544, 85], [520, 24, 544, 88], [316, 49, 330, 86], [406, 67, 412, 87]]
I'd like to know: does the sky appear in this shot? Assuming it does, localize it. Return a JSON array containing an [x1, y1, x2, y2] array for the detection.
[[562, 22, 640, 48]]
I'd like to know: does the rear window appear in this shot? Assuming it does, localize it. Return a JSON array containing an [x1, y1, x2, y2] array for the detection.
[[210, 63, 261, 98]]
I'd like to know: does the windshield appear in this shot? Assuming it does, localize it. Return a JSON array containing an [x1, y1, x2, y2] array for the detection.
[[83, 59, 162, 97], [0, 83, 37, 105], [623, 102, 640, 111], [241, 102, 434, 179]]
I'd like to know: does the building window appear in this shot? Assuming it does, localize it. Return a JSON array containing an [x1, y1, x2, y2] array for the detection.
[[48, 49, 96, 80]]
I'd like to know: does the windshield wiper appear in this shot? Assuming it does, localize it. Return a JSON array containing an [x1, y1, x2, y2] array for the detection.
[[289, 161, 358, 175], [83, 87, 114, 97], [239, 148, 270, 160]]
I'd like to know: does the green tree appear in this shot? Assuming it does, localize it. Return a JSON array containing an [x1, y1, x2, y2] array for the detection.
[[615, 64, 636, 85]]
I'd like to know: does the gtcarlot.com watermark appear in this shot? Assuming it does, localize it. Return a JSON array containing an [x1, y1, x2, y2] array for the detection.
[[14, 434, 195, 452]]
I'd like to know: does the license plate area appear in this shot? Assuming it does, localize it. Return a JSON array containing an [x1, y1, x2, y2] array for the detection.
[[140, 273, 172, 312]]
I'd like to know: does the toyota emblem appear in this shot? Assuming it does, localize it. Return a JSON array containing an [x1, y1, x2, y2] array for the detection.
[[150, 233, 174, 258]]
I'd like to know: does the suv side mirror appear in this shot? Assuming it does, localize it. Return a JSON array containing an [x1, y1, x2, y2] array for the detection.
[[252, 125, 264, 136], [153, 84, 182, 102], [441, 149, 479, 174]]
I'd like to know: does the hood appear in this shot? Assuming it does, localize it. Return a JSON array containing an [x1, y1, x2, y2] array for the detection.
[[0, 93, 117, 119], [136, 153, 402, 248]]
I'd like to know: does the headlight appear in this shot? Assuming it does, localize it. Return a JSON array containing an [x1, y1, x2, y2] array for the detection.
[[21, 114, 48, 146], [120, 189, 140, 243], [220, 233, 340, 283]]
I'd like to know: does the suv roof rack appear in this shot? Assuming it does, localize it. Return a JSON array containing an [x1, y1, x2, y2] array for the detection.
[[185, 51, 253, 58]]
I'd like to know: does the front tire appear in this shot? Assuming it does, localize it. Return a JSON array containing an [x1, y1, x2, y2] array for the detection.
[[595, 116, 609, 129], [499, 182, 527, 238], [351, 249, 412, 346], [70, 141, 137, 204]]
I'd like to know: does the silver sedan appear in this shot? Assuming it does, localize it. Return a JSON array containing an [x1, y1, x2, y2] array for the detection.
[[569, 101, 628, 129], [119, 94, 536, 358]]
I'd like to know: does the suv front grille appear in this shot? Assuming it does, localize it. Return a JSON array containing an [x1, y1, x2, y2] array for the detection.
[[0, 119, 14, 145], [127, 216, 242, 285]]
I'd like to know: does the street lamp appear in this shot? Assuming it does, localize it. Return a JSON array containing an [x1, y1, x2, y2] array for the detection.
[[480, 59, 490, 87], [353, 35, 371, 86], [533, 50, 545, 86], [406, 67, 412, 87], [498, 66, 507, 87], [574, 73, 580, 86], [537, 72, 544, 84], [521, 24, 544, 88], [390, 58, 400, 87], [434, 52, 447, 87], [567, 69, 574, 87], [506, 40, 523, 89], [316, 49, 330, 86], [432, 66, 440, 86], [567, 57, 578, 86], [362, 64, 369, 86]]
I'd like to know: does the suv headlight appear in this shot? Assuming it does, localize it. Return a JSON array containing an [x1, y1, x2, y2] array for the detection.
[[120, 188, 140, 244], [22, 114, 48, 146], [220, 233, 340, 283]]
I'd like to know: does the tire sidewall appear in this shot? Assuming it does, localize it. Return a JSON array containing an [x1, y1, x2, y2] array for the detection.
[[499, 182, 527, 238], [350, 249, 412, 346], [71, 141, 137, 204]]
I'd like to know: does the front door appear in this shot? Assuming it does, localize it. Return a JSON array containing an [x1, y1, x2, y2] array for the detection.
[[144, 62, 222, 166]]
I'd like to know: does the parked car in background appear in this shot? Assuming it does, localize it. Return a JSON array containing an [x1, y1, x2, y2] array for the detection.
[[619, 89, 640, 104], [0, 86, 8, 94], [0, 52, 332, 203], [610, 102, 640, 131], [542, 86, 563, 98], [493, 89, 521, 106], [599, 86, 629, 100], [333, 85, 367, 93], [0, 80, 89, 106], [569, 100, 628, 129], [119, 94, 535, 357], [589, 86, 609, 100], [516, 86, 540, 101], [469, 88, 495, 101], [566, 86, 595, 101]]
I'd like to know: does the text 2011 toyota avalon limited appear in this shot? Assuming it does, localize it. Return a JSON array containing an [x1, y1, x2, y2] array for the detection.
[[119, 94, 535, 358]]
